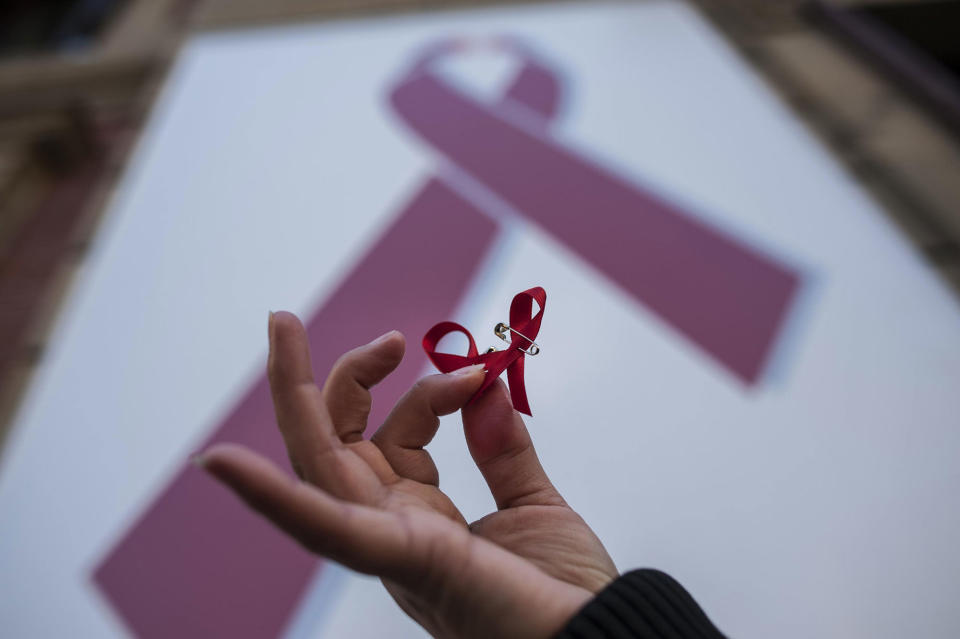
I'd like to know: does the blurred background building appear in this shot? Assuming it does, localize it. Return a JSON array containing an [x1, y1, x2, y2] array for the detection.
[[1, 0, 959, 485]]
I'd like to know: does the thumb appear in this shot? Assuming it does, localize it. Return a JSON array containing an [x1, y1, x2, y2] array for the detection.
[[462, 378, 565, 510]]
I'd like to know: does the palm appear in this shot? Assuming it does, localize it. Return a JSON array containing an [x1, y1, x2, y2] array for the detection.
[[324, 433, 611, 600], [470, 505, 616, 592], [204, 313, 617, 639]]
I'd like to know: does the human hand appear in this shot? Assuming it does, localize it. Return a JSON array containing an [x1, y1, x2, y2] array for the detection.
[[200, 311, 618, 639]]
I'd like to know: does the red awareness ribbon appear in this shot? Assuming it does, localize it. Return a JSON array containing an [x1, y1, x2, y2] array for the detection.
[[423, 287, 545, 415]]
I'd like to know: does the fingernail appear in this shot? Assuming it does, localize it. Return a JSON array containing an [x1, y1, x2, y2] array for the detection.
[[449, 363, 485, 377], [190, 453, 207, 468], [372, 330, 399, 344]]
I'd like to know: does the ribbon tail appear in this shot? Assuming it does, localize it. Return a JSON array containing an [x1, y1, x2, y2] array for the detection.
[[506, 355, 531, 415]]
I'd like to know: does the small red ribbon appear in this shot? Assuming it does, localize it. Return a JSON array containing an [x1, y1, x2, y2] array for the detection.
[[423, 287, 545, 415]]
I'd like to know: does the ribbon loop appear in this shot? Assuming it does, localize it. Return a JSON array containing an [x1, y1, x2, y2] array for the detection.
[[423, 287, 546, 415]]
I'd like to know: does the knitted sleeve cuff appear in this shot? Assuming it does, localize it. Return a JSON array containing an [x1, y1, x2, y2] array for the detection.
[[555, 569, 727, 639]]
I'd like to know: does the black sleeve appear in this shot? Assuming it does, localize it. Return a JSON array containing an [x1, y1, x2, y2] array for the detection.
[[554, 569, 727, 639]]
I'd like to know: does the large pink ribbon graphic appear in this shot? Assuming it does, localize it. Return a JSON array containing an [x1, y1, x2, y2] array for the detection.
[[94, 39, 801, 638], [392, 39, 801, 384]]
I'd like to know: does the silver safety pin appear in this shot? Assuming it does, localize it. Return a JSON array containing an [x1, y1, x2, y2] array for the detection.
[[491, 322, 540, 355]]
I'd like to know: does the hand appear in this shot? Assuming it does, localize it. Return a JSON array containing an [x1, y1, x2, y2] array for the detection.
[[200, 311, 618, 639]]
